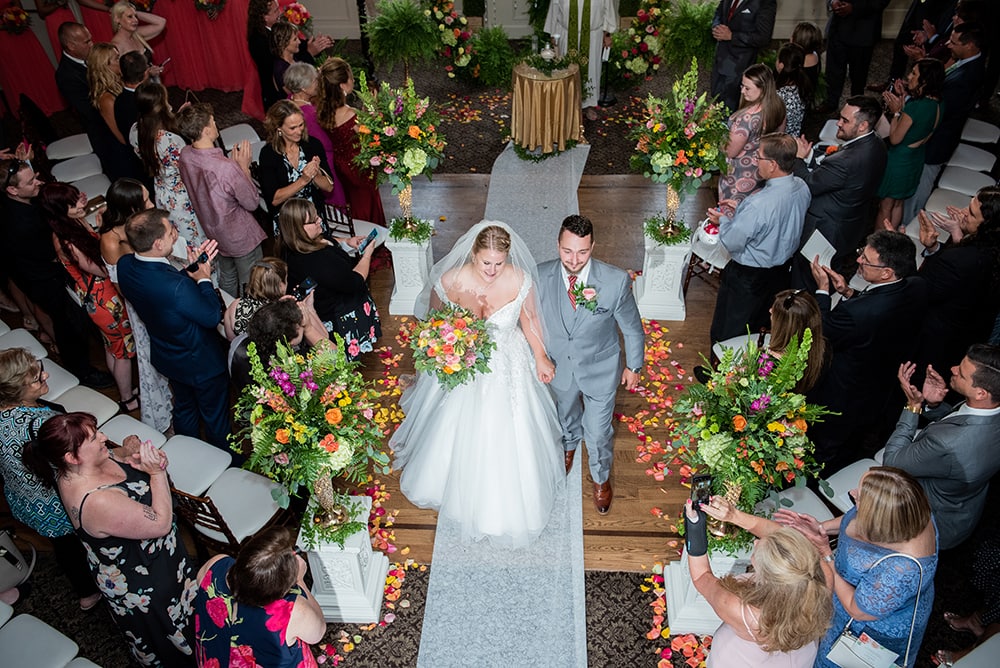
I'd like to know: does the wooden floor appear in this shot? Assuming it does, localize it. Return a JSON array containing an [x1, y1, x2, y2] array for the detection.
[[365, 174, 722, 571]]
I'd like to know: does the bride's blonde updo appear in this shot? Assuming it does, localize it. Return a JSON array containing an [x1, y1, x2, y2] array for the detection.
[[472, 225, 511, 255]]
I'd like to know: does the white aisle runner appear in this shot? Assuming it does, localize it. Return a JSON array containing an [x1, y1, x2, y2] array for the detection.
[[416, 456, 588, 667], [483, 142, 590, 264]]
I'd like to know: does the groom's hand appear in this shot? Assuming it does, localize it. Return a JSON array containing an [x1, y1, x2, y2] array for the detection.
[[621, 368, 640, 391], [536, 356, 555, 384]]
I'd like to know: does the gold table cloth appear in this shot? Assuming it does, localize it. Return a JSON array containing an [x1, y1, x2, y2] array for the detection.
[[511, 63, 582, 153]]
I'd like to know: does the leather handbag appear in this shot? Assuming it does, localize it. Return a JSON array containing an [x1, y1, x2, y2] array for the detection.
[[0, 530, 36, 591], [826, 552, 924, 668]]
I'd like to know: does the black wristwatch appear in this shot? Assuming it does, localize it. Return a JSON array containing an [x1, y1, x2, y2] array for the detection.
[[628, 366, 641, 374]]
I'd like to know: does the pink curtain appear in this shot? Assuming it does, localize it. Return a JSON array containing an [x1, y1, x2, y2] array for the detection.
[[157, 0, 255, 93], [0, 29, 63, 115]]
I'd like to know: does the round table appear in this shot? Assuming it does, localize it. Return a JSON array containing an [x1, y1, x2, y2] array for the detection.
[[510, 63, 582, 154]]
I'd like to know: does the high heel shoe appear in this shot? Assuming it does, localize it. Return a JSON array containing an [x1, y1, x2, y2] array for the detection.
[[118, 392, 141, 414]]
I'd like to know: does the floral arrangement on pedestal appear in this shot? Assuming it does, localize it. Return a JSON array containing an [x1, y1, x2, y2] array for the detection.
[[353, 70, 445, 233], [422, 1, 474, 78], [231, 337, 390, 546], [667, 331, 830, 552], [0, 2, 30, 34], [607, 0, 669, 85], [280, 0, 312, 39], [405, 304, 495, 390], [629, 58, 729, 240]]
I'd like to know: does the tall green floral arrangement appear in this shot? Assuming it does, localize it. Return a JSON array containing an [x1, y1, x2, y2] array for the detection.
[[366, 0, 440, 80], [667, 331, 831, 552], [660, 0, 718, 69], [606, 0, 670, 86]]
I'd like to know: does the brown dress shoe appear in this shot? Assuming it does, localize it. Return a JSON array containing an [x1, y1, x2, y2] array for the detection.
[[564, 449, 576, 474], [593, 481, 612, 514]]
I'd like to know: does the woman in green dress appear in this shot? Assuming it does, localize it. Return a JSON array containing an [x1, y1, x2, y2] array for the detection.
[[877, 58, 944, 231]]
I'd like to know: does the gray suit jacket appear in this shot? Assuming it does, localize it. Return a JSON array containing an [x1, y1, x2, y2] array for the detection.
[[536, 259, 645, 396], [882, 404, 1000, 550]]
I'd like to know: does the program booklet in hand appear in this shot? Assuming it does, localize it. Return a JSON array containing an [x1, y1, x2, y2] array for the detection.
[[799, 229, 836, 268]]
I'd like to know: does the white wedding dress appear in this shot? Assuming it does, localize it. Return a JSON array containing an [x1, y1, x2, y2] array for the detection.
[[390, 273, 564, 549]]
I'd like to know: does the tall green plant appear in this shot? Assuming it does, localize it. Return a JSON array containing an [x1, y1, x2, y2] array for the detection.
[[661, 0, 717, 69], [469, 26, 516, 88], [366, 0, 440, 80]]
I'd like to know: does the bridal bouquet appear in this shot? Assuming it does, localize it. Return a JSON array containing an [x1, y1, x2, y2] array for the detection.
[[280, 0, 312, 38], [667, 331, 830, 551], [406, 304, 495, 390], [231, 337, 390, 517]]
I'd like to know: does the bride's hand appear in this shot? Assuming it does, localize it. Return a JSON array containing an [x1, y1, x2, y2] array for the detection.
[[535, 356, 555, 384]]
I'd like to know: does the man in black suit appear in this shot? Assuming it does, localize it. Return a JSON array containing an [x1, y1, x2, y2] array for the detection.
[[710, 0, 776, 112], [791, 96, 887, 288], [54, 22, 93, 121], [807, 230, 927, 473], [822, 0, 892, 112], [114, 51, 148, 142], [117, 209, 233, 453], [904, 24, 986, 222]]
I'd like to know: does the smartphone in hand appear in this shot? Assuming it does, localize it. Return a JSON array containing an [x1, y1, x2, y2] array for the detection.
[[356, 228, 379, 254], [185, 251, 209, 273], [690, 474, 713, 511], [293, 276, 318, 301]]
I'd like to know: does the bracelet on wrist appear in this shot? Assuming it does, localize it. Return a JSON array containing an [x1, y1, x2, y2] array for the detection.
[[822, 553, 835, 563], [904, 403, 923, 414]]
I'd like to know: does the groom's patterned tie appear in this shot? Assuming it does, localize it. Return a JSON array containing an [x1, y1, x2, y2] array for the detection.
[[568, 274, 578, 309]]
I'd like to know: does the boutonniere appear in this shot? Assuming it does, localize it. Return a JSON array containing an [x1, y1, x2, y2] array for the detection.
[[825, 145, 839, 156], [571, 281, 599, 312]]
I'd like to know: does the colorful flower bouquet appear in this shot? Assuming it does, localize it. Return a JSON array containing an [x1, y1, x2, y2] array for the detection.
[[667, 331, 830, 552], [423, 1, 475, 79], [609, 0, 669, 83], [280, 0, 312, 39], [231, 338, 390, 545], [0, 2, 30, 34], [407, 304, 495, 390]]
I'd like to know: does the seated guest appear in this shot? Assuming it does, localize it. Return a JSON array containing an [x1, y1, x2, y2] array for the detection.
[[113, 50, 148, 143], [176, 103, 266, 297], [887, 344, 1000, 550], [277, 198, 380, 359], [876, 58, 944, 231], [39, 182, 138, 412], [22, 412, 195, 666], [223, 257, 288, 340], [259, 100, 335, 229], [117, 208, 232, 452], [774, 467, 938, 668], [193, 527, 325, 668], [769, 289, 828, 393], [807, 231, 926, 472], [684, 499, 832, 666], [0, 349, 101, 611], [707, 133, 810, 343], [270, 21, 300, 99], [790, 95, 887, 290], [912, 185, 1000, 377], [229, 298, 328, 390], [315, 58, 387, 227]]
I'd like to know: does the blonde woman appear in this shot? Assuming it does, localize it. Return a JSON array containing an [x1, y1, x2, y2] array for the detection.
[[685, 498, 833, 666], [110, 1, 165, 76], [87, 42, 141, 180]]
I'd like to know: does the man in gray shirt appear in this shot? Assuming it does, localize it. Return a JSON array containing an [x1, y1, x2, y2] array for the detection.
[[707, 132, 811, 342]]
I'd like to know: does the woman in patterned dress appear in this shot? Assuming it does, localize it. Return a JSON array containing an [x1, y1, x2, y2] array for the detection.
[[99, 178, 174, 432], [40, 181, 138, 413], [24, 412, 196, 667], [131, 81, 207, 251], [0, 350, 101, 610], [717, 64, 786, 217]]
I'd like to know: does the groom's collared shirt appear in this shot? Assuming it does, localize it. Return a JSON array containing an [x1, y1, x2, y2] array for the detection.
[[560, 261, 592, 291]]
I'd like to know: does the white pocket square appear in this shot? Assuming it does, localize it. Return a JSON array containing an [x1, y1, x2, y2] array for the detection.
[[741, 7, 751, 13]]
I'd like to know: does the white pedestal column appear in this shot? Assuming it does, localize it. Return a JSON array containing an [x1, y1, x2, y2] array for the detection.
[[664, 548, 752, 635], [386, 237, 434, 316], [634, 236, 692, 321], [298, 495, 390, 624]]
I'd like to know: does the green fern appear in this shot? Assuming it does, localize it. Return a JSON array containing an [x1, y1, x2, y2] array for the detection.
[[661, 0, 718, 69], [469, 26, 517, 88], [365, 0, 440, 79]]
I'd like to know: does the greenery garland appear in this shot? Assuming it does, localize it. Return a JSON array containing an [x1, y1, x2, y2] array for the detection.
[[643, 213, 692, 246], [512, 139, 578, 163], [389, 217, 435, 244], [520, 51, 588, 78]]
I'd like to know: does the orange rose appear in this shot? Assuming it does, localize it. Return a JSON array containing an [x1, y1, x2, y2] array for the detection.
[[408, 125, 422, 139], [454, 318, 467, 329], [732, 415, 747, 432], [320, 434, 339, 452], [441, 344, 454, 355], [357, 124, 371, 134], [325, 408, 343, 425], [793, 418, 808, 432], [275, 428, 290, 444]]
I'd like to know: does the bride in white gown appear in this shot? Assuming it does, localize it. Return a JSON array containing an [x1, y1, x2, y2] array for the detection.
[[390, 222, 564, 549]]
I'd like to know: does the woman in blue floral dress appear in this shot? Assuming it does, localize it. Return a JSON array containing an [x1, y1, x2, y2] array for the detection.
[[24, 412, 196, 667], [132, 82, 207, 251]]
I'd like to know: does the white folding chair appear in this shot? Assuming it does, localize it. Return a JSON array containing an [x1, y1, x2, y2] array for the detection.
[[818, 119, 840, 145], [0, 601, 12, 628], [953, 633, 1000, 667], [925, 187, 972, 215], [100, 414, 167, 449], [822, 459, 878, 513], [937, 165, 996, 197], [0, 614, 79, 668], [873, 447, 885, 464], [45, 133, 93, 160], [711, 333, 771, 365], [960, 118, 1000, 145], [65, 658, 103, 667], [69, 173, 111, 198], [756, 486, 835, 522], [52, 386, 119, 426], [51, 153, 101, 183], [161, 435, 232, 496], [220, 123, 261, 151], [949, 143, 997, 173], [39, 359, 79, 401], [0, 329, 48, 359], [0, 320, 10, 337]]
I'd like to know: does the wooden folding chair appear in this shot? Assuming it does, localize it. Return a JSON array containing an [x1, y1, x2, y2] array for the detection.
[[322, 203, 356, 240]]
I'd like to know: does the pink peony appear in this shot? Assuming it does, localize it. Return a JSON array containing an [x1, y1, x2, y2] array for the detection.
[[206, 596, 229, 628], [229, 645, 257, 668], [264, 598, 294, 644]]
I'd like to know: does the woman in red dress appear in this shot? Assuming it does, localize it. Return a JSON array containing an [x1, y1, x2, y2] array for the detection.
[[36, 0, 77, 60], [0, 1, 63, 114], [76, 0, 115, 42], [315, 57, 386, 227]]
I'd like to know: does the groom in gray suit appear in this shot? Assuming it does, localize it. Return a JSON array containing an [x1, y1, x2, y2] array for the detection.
[[537, 216, 645, 514]]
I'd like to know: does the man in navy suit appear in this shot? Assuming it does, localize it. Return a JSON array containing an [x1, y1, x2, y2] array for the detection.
[[116, 208, 232, 452], [710, 0, 777, 112], [807, 230, 927, 473]]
